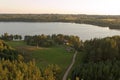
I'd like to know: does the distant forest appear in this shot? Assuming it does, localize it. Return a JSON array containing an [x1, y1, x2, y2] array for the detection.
[[0, 14, 120, 29]]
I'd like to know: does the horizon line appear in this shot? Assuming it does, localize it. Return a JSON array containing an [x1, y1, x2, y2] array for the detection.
[[0, 13, 120, 16]]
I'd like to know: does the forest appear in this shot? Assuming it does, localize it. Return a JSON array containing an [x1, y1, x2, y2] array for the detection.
[[71, 36, 120, 80], [1, 33, 120, 80], [0, 14, 120, 29]]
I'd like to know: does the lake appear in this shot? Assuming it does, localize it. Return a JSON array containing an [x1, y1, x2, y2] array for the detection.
[[0, 22, 120, 41]]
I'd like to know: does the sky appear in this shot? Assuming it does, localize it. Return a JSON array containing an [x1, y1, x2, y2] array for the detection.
[[0, 0, 120, 15]]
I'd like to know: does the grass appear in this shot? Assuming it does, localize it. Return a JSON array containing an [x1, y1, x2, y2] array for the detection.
[[6, 41, 27, 48], [6, 41, 74, 79], [32, 46, 73, 69]]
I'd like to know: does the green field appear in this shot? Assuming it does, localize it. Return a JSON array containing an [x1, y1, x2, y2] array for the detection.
[[6, 41, 74, 79], [6, 41, 27, 47], [32, 46, 73, 68]]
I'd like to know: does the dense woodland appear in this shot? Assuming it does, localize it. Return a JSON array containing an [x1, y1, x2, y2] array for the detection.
[[0, 14, 120, 29], [72, 36, 120, 80]]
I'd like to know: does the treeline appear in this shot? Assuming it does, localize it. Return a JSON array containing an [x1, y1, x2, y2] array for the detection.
[[71, 36, 120, 80], [24, 34, 82, 51], [0, 33, 83, 51], [24, 34, 54, 47], [83, 36, 120, 62], [0, 33, 22, 41], [0, 14, 120, 29]]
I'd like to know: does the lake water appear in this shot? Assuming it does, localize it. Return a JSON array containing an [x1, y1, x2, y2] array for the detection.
[[0, 22, 120, 41]]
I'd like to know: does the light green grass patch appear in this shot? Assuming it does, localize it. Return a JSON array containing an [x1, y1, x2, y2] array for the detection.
[[32, 46, 73, 68], [6, 41, 27, 48]]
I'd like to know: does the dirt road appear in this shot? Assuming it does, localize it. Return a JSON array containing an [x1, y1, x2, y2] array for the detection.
[[62, 51, 77, 80]]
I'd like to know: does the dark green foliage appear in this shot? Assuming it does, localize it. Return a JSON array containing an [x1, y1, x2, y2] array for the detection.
[[24, 34, 54, 47], [72, 61, 120, 80], [72, 36, 120, 80], [84, 36, 120, 62]]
